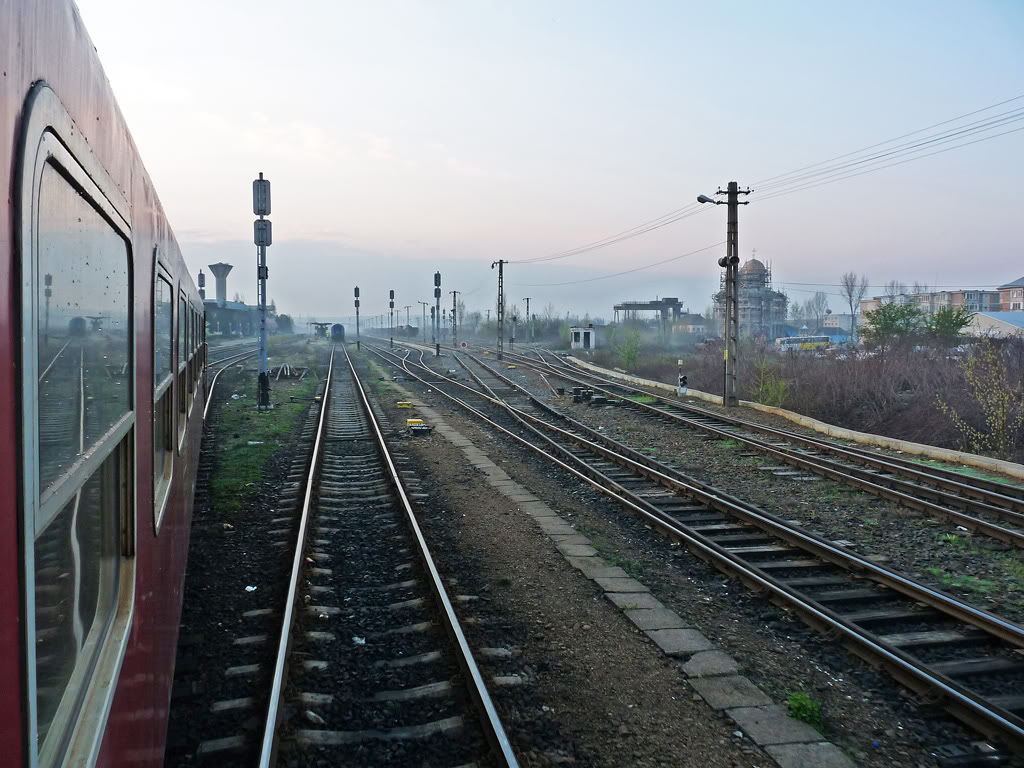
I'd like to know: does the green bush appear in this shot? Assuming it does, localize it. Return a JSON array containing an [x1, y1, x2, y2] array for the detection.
[[786, 691, 824, 732]]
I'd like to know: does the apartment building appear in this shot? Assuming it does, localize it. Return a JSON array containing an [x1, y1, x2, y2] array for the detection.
[[1000, 276, 1024, 312]]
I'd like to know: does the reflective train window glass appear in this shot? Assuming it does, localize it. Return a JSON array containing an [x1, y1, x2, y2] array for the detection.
[[154, 275, 173, 388], [154, 274, 174, 515], [31, 159, 130, 764], [178, 295, 186, 370], [36, 161, 130, 495], [34, 446, 123, 758]]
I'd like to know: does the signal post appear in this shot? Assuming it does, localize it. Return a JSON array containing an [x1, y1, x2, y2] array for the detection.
[[253, 173, 272, 410]]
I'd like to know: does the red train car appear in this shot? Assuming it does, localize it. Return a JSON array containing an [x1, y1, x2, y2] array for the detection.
[[1, 1, 205, 765]]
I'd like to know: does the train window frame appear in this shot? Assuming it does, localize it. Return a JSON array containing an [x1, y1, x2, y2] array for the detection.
[[153, 257, 175, 534], [16, 83, 136, 768], [177, 290, 188, 451]]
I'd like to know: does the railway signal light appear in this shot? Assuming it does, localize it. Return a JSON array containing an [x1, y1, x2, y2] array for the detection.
[[253, 172, 272, 409], [254, 219, 272, 247], [253, 176, 271, 215]]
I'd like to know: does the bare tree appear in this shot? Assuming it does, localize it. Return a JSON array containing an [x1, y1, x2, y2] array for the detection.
[[808, 291, 829, 331], [884, 280, 907, 301], [789, 301, 806, 324], [542, 303, 556, 321], [456, 298, 466, 326], [839, 272, 869, 340], [911, 281, 929, 295]]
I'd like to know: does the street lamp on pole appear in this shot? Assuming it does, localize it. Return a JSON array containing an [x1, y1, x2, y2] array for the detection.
[[698, 182, 750, 407]]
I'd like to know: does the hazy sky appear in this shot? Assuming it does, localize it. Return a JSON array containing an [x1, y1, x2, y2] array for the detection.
[[75, 0, 1023, 322]]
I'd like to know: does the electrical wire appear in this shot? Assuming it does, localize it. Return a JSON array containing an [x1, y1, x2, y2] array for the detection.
[[753, 93, 1024, 186], [512, 93, 1024, 266], [509, 242, 725, 287], [511, 204, 708, 264], [755, 124, 1024, 202], [754, 109, 1024, 194]]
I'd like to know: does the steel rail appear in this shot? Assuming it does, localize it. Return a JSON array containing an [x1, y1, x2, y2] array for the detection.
[[38, 338, 73, 383], [343, 346, 519, 767], [202, 348, 259, 421], [458, 350, 1024, 645], [490, 348, 1024, 544], [532, 348, 1024, 511], [207, 344, 258, 365], [257, 346, 335, 768], [367, 342, 1024, 749]]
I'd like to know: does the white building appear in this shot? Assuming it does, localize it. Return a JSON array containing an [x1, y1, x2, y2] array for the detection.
[[823, 313, 856, 332], [569, 325, 597, 350]]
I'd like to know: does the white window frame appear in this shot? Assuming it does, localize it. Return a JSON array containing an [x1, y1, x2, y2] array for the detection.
[[17, 83, 136, 768], [154, 258, 175, 534]]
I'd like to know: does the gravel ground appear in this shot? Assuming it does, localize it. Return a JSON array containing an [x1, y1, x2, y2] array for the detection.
[[488, 359, 1024, 627], [382, 348, 1024, 766], [363, 367, 767, 768], [165, 344, 329, 764]]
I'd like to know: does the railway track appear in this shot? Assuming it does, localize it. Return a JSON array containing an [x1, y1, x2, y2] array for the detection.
[[256, 346, 518, 767], [368, 340, 1024, 754], [204, 347, 258, 420], [484, 345, 1024, 550]]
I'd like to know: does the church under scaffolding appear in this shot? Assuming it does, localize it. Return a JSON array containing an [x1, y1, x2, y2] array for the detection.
[[713, 255, 788, 339]]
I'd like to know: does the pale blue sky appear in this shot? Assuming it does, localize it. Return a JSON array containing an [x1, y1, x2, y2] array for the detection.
[[76, 0, 1024, 320]]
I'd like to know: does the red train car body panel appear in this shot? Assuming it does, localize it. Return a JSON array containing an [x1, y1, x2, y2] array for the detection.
[[1, 1, 203, 765]]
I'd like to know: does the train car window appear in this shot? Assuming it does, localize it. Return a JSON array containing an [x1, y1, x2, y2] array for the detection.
[[154, 272, 174, 529], [36, 164, 130, 494], [28, 158, 133, 767], [178, 293, 187, 444]]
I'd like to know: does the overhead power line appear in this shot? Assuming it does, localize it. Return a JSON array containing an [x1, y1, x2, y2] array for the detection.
[[511, 204, 708, 265], [516, 93, 1024, 264], [753, 93, 1024, 187], [510, 242, 725, 287]]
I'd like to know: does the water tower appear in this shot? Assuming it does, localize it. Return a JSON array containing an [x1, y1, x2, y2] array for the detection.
[[208, 262, 233, 305]]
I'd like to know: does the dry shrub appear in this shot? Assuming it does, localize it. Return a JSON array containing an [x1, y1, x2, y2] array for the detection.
[[600, 338, 1024, 463]]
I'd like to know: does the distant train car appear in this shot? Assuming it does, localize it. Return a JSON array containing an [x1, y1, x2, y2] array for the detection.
[[68, 316, 86, 337], [330, 323, 346, 342]]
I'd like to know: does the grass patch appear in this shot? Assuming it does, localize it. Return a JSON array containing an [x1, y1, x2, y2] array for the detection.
[[819, 485, 840, 502], [209, 374, 320, 516], [926, 566, 996, 594], [907, 456, 1024, 492], [1001, 557, 1024, 585], [721, 439, 739, 449], [625, 394, 658, 404], [365, 358, 396, 395], [786, 691, 824, 732], [604, 552, 646, 579]]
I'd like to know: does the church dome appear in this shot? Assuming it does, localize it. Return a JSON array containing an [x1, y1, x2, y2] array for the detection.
[[739, 258, 766, 276]]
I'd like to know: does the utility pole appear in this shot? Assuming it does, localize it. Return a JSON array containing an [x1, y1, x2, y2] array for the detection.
[[491, 260, 507, 359], [523, 297, 532, 342], [418, 301, 429, 344], [354, 286, 360, 350], [389, 289, 395, 348], [450, 290, 460, 348], [698, 181, 750, 407], [404, 305, 411, 328], [252, 173, 272, 410], [433, 271, 442, 356], [486, 309, 490, 323]]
